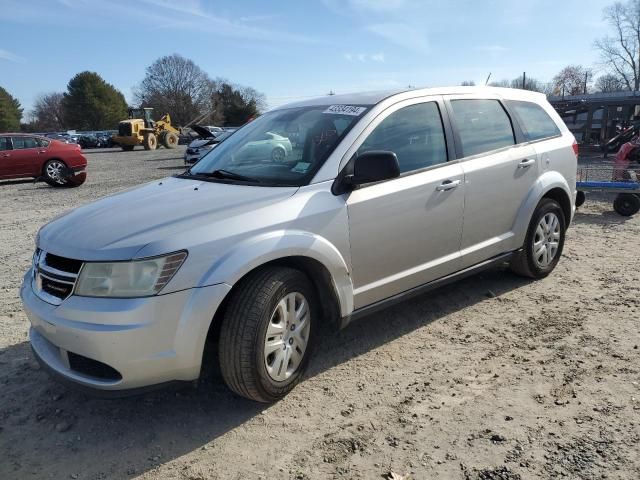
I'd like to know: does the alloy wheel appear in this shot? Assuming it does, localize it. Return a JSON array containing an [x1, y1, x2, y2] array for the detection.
[[263, 292, 310, 382], [533, 212, 561, 268]]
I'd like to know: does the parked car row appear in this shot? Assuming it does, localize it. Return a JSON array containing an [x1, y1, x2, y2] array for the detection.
[[0, 134, 87, 187]]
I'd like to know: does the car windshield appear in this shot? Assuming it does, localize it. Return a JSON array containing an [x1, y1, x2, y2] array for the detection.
[[187, 105, 368, 186]]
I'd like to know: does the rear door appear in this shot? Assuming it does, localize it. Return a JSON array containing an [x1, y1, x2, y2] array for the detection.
[[0, 137, 15, 178], [445, 97, 538, 268]]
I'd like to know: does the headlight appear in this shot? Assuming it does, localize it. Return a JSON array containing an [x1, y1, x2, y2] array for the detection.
[[75, 251, 187, 298]]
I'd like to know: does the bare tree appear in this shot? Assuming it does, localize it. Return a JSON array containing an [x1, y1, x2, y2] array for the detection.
[[31, 92, 65, 131], [488, 79, 511, 88], [595, 73, 628, 92], [460, 80, 476, 86], [552, 65, 592, 96], [594, 0, 640, 91], [135, 54, 213, 126]]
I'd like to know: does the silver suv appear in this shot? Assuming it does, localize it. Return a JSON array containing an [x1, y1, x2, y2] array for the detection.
[[21, 87, 577, 402]]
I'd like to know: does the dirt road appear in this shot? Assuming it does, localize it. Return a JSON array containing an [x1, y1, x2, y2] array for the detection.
[[1, 147, 639, 479]]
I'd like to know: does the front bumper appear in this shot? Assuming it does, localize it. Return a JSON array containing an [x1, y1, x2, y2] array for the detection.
[[184, 152, 203, 165], [21, 270, 231, 392]]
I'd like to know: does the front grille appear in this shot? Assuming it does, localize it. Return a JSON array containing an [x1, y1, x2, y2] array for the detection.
[[186, 148, 196, 154], [118, 122, 132, 137], [32, 249, 82, 305], [68, 352, 122, 381], [44, 252, 82, 274]]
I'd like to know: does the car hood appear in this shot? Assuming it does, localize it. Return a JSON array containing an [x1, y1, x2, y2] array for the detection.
[[190, 124, 215, 139], [38, 177, 298, 261]]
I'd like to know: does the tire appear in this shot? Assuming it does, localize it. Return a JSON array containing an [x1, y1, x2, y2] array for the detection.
[[613, 193, 640, 216], [163, 132, 178, 149], [43, 159, 69, 187], [218, 267, 318, 403], [271, 146, 286, 162], [157, 131, 167, 148], [575, 191, 586, 208], [143, 133, 157, 151], [510, 198, 566, 279], [121, 145, 134, 151]]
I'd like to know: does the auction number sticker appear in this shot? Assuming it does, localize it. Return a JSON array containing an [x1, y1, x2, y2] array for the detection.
[[323, 105, 367, 116]]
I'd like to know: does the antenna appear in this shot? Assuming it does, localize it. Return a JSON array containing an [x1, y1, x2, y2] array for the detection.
[[485, 72, 492, 86]]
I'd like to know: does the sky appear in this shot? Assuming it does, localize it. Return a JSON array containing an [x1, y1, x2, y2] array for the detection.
[[0, 0, 612, 115]]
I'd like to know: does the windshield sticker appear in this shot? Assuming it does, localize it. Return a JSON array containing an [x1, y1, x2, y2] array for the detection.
[[291, 162, 311, 173], [323, 105, 367, 116]]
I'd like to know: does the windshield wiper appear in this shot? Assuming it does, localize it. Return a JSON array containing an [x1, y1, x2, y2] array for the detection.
[[179, 169, 260, 183], [205, 169, 260, 183]]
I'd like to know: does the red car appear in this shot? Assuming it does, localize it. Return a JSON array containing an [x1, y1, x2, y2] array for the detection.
[[0, 134, 87, 187]]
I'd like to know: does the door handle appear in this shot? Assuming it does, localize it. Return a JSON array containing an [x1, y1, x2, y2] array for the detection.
[[1, 154, 9, 158], [436, 179, 461, 191], [518, 158, 536, 168], [38, 150, 46, 154]]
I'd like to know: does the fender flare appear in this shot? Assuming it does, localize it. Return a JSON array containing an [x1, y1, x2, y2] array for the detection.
[[512, 170, 573, 248], [199, 230, 354, 317]]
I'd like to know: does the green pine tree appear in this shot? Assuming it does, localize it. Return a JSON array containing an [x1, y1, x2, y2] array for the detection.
[[0, 86, 23, 132], [62, 72, 128, 130]]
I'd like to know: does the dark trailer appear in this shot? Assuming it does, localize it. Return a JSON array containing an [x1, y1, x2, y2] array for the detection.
[[549, 91, 640, 147]]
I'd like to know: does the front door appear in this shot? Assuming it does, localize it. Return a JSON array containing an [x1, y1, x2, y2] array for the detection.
[[10, 136, 46, 177], [346, 100, 465, 309]]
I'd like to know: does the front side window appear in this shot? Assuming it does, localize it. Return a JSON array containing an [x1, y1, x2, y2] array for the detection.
[[189, 105, 368, 186], [508, 100, 561, 142], [358, 102, 447, 173], [451, 99, 515, 157], [11, 136, 39, 149], [0, 137, 10, 151]]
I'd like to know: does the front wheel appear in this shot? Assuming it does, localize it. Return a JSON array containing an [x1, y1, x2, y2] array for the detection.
[[271, 147, 286, 162], [43, 159, 68, 187], [218, 267, 317, 402], [143, 133, 157, 151], [510, 198, 566, 279]]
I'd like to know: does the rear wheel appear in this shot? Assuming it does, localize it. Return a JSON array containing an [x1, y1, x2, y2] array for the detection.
[[163, 132, 178, 149], [218, 267, 317, 403], [613, 193, 640, 216], [143, 133, 157, 150], [510, 198, 566, 279], [271, 147, 286, 162]]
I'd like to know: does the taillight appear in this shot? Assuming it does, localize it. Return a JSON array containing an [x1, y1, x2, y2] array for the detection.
[[572, 140, 579, 158]]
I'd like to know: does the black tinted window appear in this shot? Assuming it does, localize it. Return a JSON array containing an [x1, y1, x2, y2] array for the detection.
[[509, 100, 561, 141], [358, 102, 447, 174], [11, 137, 39, 149], [0, 137, 10, 151], [451, 99, 515, 157]]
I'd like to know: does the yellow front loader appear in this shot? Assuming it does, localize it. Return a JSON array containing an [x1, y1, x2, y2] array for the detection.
[[112, 108, 180, 151]]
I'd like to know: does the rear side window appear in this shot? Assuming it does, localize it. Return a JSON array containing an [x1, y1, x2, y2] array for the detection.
[[11, 137, 39, 149], [509, 100, 561, 141], [450, 99, 515, 157], [358, 102, 448, 174], [0, 137, 10, 151], [35, 137, 50, 147]]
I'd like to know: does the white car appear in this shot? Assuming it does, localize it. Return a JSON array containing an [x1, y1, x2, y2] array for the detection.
[[22, 87, 576, 402], [235, 131, 293, 162]]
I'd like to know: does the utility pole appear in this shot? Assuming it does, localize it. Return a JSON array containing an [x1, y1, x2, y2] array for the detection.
[[522, 72, 526, 89], [485, 72, 492, 86], [584, 72, 589, 95]]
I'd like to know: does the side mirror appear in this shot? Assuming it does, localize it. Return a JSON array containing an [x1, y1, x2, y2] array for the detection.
[[347, 150, 400, 186]]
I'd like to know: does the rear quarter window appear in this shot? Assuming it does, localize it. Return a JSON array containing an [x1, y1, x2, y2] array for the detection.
[[508, 100, 561, 142]]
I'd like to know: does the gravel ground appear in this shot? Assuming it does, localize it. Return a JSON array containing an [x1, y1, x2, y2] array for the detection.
[[1, 147, 639, 480]]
